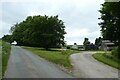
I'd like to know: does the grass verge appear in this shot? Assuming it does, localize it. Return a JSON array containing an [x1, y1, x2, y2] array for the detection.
[[2, 41, 11, 77], [92, 53, 120, 69], [22, 46, 79, 69], [0, 40, 2, 79]]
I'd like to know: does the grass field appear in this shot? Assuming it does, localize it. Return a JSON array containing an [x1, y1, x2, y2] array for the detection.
[[93, 53, 120, 69], [2, 41, 11, 77], [22, 46, 79, 69]]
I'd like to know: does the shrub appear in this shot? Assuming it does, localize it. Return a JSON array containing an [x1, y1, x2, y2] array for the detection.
[[111, 47, 119, 59], [66, 46, 70, 49], [118, 46, 120, 59]]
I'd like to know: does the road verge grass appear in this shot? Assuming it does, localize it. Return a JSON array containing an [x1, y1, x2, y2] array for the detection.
[[2, 41, 11, 77], [92, 53, 120, 69], [0, 40, 2, 79], [22, 46, 79, 69]]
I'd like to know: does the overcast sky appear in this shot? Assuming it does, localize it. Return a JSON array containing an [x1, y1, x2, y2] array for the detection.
[[0, 0, 105, 45]]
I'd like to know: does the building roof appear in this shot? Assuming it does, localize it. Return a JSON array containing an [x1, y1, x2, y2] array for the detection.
[[102, 40, 111, 43], [104, 43, 114, 45], [102, 40, 115, 45]]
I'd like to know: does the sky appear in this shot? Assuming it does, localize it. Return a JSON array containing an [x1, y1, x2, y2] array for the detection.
[[0, 0, 105, 45]]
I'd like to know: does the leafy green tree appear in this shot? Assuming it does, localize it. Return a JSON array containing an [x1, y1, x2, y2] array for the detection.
[[99, 2, 120, 59], [95, 37, 102, 46], [10, 15, 66, 49], [83, 38, 90, 50], [2, 35, 13, 43], [98, 2, 120, 43]]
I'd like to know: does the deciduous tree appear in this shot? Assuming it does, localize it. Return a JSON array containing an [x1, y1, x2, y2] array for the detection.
[[10, 15, 66, 49], [99, 2, 120, 58]]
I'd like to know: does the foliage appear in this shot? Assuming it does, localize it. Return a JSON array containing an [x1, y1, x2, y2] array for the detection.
[[10, 15, 66, 49], [86, 43, 98, 50], [0, 40, 2, 79], [83, 38, 90, 50], [98, 2, 120, 43], [111, 47, 119, 59], [95, 37, 102, 46], [66, 46, 70, 49], [2, 35, 13, 43], [2, 41, 11, 76], [93, 53, 120, 69], [118, 46, 120, 59], [98, 2, 120, 59]]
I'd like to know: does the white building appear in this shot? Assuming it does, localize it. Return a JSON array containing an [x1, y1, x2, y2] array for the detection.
[[71, 43, 78, 50], [100, 40, 116, 51]]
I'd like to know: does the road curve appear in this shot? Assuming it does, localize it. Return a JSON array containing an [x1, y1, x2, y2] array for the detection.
[[70, 52, 119, 78], [4, 46, 73, 78]]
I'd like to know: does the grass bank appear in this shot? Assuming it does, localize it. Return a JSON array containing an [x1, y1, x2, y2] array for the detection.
[[2, 41, 11, 77], [92, 53, 120, 69], [22, 46, 79, 69], [0, 40, 2, 79]]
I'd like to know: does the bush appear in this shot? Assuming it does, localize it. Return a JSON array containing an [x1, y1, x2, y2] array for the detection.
[[118, 46, 120, 59], [111, 47, 119, 59], [66, 46, 70, 49]]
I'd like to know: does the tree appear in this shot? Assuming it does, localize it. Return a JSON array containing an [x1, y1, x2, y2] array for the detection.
[[10, 15, 66, 49], [95, 37, 102, 46], [2, 35, 13, 43], [98, 2, 120, 43], [99, 2, 120, 59], [74, 43, 77, 45], [83, 38, 90, 50]]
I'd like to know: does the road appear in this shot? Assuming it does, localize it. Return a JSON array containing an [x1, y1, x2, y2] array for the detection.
[[4, 46, 73, 78], [70, 52, 119, 78]]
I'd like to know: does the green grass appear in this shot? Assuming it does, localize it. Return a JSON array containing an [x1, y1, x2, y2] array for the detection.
[[93, 53, 120, 69], [22, 46, 79, 69], [82, 50, 111, 53], [0, 40, 2, 79], [2, 41, 11, 77]]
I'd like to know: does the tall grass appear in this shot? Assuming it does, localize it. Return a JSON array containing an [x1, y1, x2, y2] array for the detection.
[[2, 41, 11, 77], [0, 40, 2, 79]]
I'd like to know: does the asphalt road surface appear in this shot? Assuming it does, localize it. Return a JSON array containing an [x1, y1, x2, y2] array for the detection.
[[70, 52, 119, 78], [4, 46, 73, 78]]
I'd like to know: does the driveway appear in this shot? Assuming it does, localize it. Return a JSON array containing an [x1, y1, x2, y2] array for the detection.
[[70, 52, 119, 78], [4, 46, 73, 78]]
